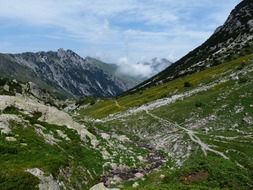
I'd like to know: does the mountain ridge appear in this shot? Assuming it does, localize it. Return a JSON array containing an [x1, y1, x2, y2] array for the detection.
[[129, 0, 253, 93], [1, 49, 132, 98]]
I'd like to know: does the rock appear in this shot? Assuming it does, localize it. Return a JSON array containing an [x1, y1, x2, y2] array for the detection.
[[137, 156, 144, 161], [56, 130, 70, 141], [0, 121, 11, 135], [0, 95, 99, 147], [101, 133, 110, 140], [101, 148, 111, 160], [89, 183, 119, 190], [90, 183, 107, 190], [3, 84, 9, 92], [35, 128, 60, 145], [5, 136, 17, 142], [0, 114, 22, 134], [115, 135, 130, 142], [34, 124, 47, 130], [26, 168, 61, 190], [160, 174, 165, 179], [134, 172, 144, 179], [243, 116, 253, 125], [132, 182, 139, 188]]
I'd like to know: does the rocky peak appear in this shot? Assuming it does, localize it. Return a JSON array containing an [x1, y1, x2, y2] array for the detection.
[[215, 0, 253, 34], [57, 48, 81, 62]]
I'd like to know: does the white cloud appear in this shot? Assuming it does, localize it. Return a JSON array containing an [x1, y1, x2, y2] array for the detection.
[[116, 57, 153, 78], [0, 0, 242, 63]]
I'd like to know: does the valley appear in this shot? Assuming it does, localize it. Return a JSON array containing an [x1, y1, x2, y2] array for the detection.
[[0, 0, 253, 190]]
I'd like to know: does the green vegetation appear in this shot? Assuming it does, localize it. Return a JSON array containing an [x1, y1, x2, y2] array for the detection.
[[122, 153, 253, 190], [1, 52, 253, 189], [84, 53, 253, 189], [78, 54, 253, 119], [0, 108, 104, 189]]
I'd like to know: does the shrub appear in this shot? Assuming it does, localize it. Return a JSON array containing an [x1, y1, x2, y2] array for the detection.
[[195, 101, 204, 108], [76, 97, 96, 106], [237, 62, 246, 70], [238, 77, 248, 83], [3, 105, 19, 114], [184, 82, 192, 88], [0, 171, 39, 190]]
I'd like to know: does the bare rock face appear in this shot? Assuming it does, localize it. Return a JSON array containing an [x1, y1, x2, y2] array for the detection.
[[3, 49, 130, 98], [89, 183, 120, 190], [26, 168, 62, 190], [0, 114, 22, 134], [0, 95, 98, 147]]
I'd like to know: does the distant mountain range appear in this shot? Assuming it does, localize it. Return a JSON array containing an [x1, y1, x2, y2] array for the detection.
[[0, 49, 171, 98]]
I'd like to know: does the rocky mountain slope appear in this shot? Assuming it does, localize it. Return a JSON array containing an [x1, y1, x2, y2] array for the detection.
[[78, 52, 253, 190], [130, 0, 253, 93], [1, 54, 253, 190], [1, 49, 132, 98]]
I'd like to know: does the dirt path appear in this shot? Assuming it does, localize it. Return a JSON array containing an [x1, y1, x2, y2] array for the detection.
[[114, 100, 123, 109], [99, 78, 228, 123]]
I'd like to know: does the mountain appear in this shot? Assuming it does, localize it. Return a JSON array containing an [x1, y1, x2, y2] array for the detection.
[[90, 57, 172, 87], [1, 1, 253, 190], [130, 0, 253, 92], [138, 57, 172, 79], [0, 49, 132, 98], [85, 56, 143, 88], [0, 49, 171, 99]]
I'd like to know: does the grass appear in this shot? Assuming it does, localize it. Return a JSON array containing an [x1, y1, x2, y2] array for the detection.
[[121, 152, 253, 190], [79, 54, 253, 119], [0, 109, 104, 190], [1, 53, 253, 189], [94, 54, 253, 189]]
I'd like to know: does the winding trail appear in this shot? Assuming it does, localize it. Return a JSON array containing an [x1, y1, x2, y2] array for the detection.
[[114, 100, 123, 109], [145, 110, 229, 160], [98, 79, 228, 123]]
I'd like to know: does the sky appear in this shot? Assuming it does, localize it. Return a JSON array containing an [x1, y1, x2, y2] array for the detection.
[[0, 0, 241, 66]]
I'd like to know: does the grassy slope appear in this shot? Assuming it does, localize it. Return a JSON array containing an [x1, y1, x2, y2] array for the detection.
[[80, 54, 253, 189], [79, 54, 253, 119], [0, 109, 103, 190], [1, 54, 253, 189]]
